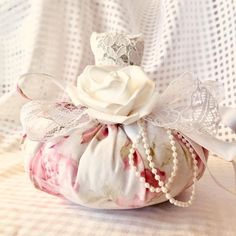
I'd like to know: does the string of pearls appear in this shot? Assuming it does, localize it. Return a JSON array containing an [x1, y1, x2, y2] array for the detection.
[[128, 119, 199, 207]]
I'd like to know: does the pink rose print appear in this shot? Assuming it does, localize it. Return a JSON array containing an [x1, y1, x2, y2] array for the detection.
[[96, 125, 109, 141], [116, 168, 166, 207], [81, 124, 102, 144], [29, 145, 78, 197], [140, 168, 166, 202], [81, 124, 116, 144], [141, 168, 166, 189]]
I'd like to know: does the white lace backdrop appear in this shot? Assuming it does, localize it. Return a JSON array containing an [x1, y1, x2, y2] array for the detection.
[[0, 0, 235, 153]]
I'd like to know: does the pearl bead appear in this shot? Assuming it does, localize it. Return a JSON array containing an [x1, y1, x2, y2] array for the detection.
[[193, 159, 198, 165], [173, 165, 178, 172], [147, 155, 152, 161], [144, 183, 150, 188], [172, 172, 177, 177], [151, 168, 157, 174], [172, 152, 177, 158], [171, 147, 177, 153], [149, 162, 155, 168], [170, 140, 175, 146], [173, 159, 178, 164], [154, 175, 161, 181], [189, 148, 194, 153], [155, 188, 161, 193], [150, 187, 155, 192], [161, 186, 168, 193], [145, 149, 151, 155], [141, 132, 146, 138], [169, 198, 174, 204]]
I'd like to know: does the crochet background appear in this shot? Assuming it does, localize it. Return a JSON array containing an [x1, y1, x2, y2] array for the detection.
[[0, 0, 235, 152]]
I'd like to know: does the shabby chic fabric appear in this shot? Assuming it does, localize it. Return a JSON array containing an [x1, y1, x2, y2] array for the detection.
[[19, 31, 209, 208]]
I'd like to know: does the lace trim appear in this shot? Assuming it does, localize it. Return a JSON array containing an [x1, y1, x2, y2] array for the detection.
[[145, 72, 222, 135], [90, 32, 144, 66], [21, 101, 97, 141]]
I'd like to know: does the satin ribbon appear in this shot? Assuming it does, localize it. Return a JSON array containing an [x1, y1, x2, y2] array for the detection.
[[18, 72, 236, 194], [181, 105, 236, 194], [185, 137, 236, 195]]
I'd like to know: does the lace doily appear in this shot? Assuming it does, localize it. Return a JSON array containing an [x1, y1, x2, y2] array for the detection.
[[90, 32, 144, 66], [21, 101, 96, 142]]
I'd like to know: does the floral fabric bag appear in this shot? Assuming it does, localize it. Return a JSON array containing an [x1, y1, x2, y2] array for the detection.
[[20, 32, 236, 209]]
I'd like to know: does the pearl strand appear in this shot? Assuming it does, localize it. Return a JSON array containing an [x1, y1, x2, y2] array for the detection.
[[128, 132, 162, 193], [165, 129, 179, 189], [170, 131, 198, 207], [128, 119, 199, 207], [137, 120, 178, 193]]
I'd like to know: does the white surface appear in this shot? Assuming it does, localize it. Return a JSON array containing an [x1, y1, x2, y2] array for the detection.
[[0, 0, 236, 152], [0, 151, 236, 235]]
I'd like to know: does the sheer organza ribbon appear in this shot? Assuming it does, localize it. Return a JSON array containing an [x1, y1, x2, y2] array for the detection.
[[18, 71, 236, 194]]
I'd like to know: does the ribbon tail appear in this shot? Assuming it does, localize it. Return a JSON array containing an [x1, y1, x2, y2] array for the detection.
[[182, 135, 236, 195], [181, 130, 236, 194], [182, 129, 236, 162]]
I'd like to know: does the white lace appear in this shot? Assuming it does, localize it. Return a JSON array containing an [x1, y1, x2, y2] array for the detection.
[[90, 32, 144, 66], [144, 72, 222, 135], [21, 101, 97, 141]]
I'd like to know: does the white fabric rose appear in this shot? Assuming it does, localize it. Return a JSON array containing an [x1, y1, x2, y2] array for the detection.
[[67, 65, 155, 124]]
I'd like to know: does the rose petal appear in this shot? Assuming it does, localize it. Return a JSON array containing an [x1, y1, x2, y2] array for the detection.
[[67, 65, 156, 124]]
